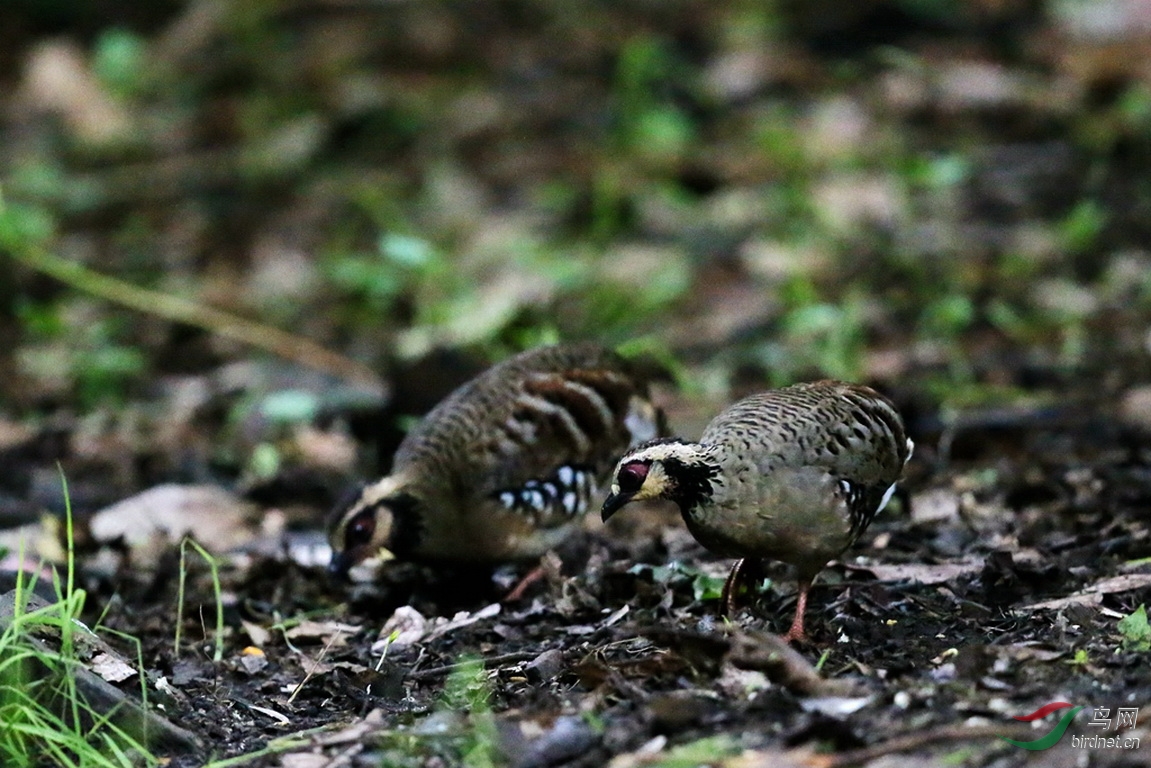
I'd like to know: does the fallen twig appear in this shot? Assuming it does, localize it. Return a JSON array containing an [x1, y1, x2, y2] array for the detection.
[[726, 629, 868, 699], [817, 723, 1034, 768], [5, 241, 384, 392], [408, 650, 541, 680]]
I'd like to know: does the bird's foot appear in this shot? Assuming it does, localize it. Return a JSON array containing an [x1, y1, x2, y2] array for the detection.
[[503, 564, 546, 602], [781, 579, 812, 643], [781, 623, 807, 644]]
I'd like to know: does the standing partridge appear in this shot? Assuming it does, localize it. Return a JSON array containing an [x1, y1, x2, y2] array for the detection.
[[601, 380, 912, 642], [327, 342, 663, 579]]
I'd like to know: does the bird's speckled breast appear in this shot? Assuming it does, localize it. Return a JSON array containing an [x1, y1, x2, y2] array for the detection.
[[680, 381, 909, 576], [684, 463, 856, 577]]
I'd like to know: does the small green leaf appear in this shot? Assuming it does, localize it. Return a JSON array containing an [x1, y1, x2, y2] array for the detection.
[[921, 294, 975, 338], [910, 152, 970, 189], [1118, 604, 1151, 652], [630, 562, 730, 603], [648, 736, 740, 766], [691, 572, 727, 602], [1066, 648, 1089, 667]]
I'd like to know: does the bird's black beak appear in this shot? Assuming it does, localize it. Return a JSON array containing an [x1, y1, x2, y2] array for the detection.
[[327, 552, 352, 583], [601, 491, 633, 522]]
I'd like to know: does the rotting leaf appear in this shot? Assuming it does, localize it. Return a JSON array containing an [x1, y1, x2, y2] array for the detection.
[[641, 627, 730, 678], [571, 656, 613, 690], [570, 654, 647, 700]]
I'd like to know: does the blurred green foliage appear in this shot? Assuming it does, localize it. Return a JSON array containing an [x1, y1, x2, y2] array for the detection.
[[2, 0, 1150, 420], [92, 29, 147, 98], [614, 37, 695, 163]]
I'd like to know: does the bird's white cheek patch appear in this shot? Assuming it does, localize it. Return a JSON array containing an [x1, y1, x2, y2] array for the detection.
[[645, 473, 670, 497]]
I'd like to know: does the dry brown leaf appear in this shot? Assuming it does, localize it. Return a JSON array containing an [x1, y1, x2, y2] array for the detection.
[[853, 561, 982, 585], [18, 40, 133, 145], [295, 656, 331, 677], [90, 652, 137, 684], [88, 484, 259, 553], [283, 619, 360, 643], [372, 606, 429, 651], [279, 755, 331, 768], [909, 488, 962, 524], [425, 603, 501, 641], [1023, 573, 1151, 611], [242, 620, 272, 647]]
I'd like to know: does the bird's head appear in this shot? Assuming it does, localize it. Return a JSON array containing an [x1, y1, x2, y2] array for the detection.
[[601, 438, 717, 521], [326, 475, 421, 581]]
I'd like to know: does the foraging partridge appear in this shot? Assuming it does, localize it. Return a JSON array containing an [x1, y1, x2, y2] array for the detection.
[[327, 343, 663, 579], [601, 381, 912, 642]]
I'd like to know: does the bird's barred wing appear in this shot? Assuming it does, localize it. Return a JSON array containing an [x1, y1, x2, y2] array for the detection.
[[490, 463, 599, 527], [478, 369, 660, 528]]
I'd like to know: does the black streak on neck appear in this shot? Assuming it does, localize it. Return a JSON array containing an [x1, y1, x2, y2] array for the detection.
[[663, 456, 719, 518], [384, 492, 424, 558]]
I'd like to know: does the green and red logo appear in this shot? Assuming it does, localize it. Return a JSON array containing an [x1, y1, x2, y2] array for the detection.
[[1000, 702, 1084, 750]]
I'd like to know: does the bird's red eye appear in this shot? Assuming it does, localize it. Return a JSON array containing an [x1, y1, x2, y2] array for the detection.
[[617, 462, 649, 493], [345, 510, 376, 549]]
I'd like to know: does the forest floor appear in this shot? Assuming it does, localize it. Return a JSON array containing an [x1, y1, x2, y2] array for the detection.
[[6, 381, 1151, 768]]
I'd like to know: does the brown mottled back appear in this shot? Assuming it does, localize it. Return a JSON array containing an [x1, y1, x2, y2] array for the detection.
[[327, 342, 664, 570]]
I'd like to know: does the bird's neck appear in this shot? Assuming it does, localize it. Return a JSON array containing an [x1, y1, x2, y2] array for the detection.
[[366, 472, 426, 558], [659, 443, 722, 518], [386, 489, 425, 558]]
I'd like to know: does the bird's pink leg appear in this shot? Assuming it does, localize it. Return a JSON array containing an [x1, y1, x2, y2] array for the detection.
[[782, 579, 812, 643], [503, 565, 546, 602]]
